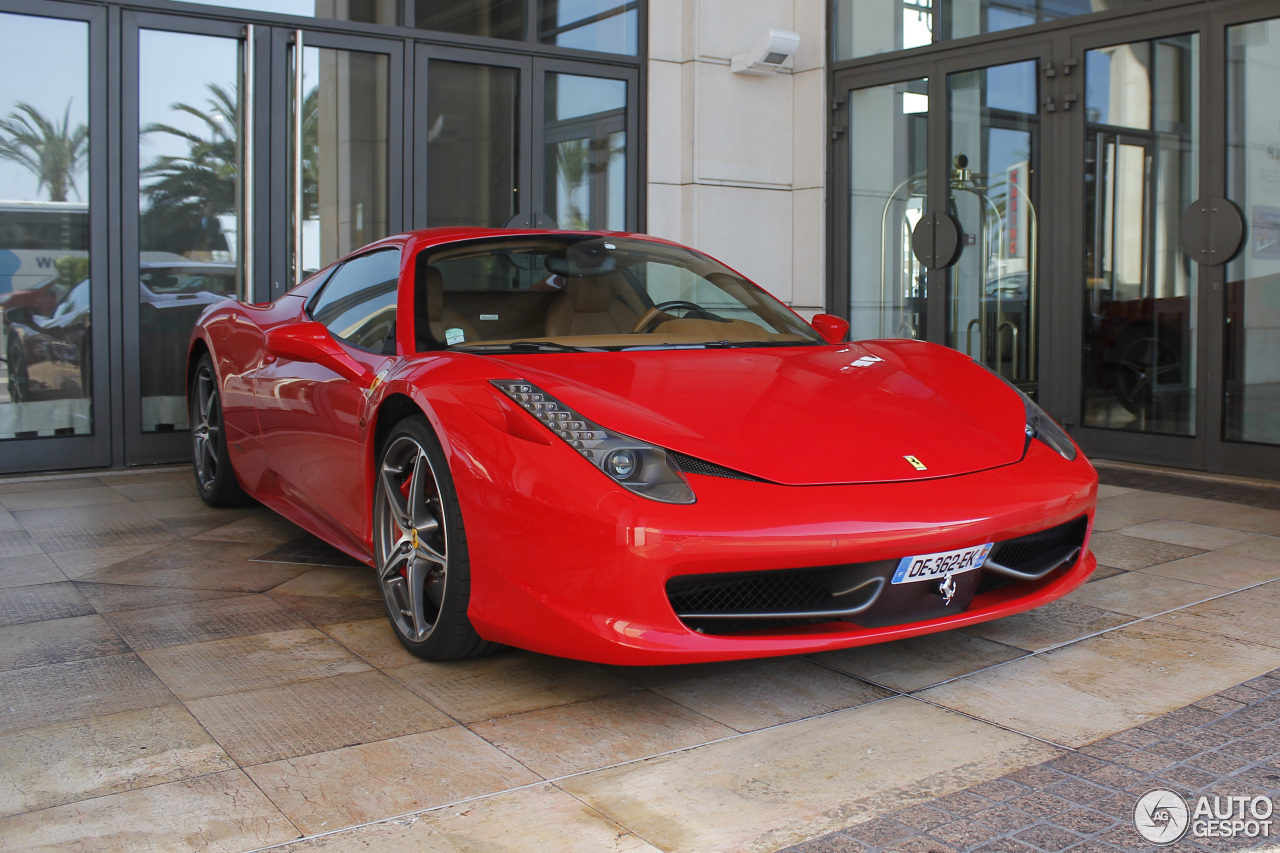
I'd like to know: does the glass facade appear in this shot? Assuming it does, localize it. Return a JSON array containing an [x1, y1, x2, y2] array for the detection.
[[0, 0, 640, 472], [0, 12, 91, 442]]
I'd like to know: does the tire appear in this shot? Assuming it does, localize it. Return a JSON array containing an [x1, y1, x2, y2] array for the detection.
[[373, 415, 501, 661], [190, 354, 251, 507], [1111, 329, 1181, 417]]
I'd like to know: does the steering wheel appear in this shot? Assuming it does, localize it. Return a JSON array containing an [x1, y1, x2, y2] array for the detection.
[[631, 300, 708, 334]]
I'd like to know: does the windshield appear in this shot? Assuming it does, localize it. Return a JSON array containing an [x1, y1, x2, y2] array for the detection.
[[414, 235, 822, 352]]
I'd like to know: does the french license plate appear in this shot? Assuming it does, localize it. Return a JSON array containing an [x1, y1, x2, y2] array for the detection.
[[891, 543, 994, 585]]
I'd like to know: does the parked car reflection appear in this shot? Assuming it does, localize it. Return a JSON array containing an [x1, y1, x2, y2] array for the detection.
[[4, 261, 236, 403]]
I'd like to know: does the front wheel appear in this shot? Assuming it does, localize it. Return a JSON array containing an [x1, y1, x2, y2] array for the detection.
[[373, 416, 500, 660]]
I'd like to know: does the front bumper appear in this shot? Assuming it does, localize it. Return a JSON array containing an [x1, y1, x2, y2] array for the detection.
[[446, 411, 1097, 665]]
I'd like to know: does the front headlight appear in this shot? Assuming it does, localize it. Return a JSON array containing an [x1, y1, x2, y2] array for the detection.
[[491, 379, 696, 504], [1022, 394, 1077, 461]]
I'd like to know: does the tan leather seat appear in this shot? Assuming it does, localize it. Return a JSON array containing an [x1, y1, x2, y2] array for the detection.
[[544, 274, 645, 337], [417, 265, 477, 349]]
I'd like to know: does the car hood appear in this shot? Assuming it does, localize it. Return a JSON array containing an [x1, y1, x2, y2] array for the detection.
[[483, 340, 1028, 485]]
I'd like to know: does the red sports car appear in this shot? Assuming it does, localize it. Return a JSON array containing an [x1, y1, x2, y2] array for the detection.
[[188, 228, 1097, 665]]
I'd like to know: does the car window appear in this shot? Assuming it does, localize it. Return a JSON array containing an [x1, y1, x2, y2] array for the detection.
[[309, 249, 401, 351]]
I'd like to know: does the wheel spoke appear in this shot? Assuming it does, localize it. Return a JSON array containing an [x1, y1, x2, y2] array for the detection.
[[380, 540, 412, 581], [409, 452, 431, 529], [380, 461, 411, 528], [405, 555, 430, 639]]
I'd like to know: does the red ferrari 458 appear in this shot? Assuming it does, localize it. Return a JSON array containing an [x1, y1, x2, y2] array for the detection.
[[188, 228, 1097, 665]]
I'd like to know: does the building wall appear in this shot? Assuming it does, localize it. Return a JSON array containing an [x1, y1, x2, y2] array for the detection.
[[646, 0, 826, 316]]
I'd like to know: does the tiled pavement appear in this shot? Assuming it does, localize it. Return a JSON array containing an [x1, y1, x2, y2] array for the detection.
[[0, 463, 1279, 851]]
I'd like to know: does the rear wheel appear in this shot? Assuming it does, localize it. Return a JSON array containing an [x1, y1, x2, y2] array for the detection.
[[373, 416, 499, 660], [190, 354, 251, 507]]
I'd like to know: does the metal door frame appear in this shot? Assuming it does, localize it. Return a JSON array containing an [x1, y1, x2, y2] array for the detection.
[[0, 0, 111, 474]]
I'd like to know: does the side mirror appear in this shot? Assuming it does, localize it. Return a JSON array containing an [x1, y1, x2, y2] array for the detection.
[[266, 321, 374, 385], [810, 313, 850, 345]]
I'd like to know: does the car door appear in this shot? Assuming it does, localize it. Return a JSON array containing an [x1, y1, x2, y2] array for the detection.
[[253, 247, 401, 545]]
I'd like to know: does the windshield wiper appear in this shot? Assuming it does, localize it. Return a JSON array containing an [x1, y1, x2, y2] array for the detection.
[[452, 340, 604, 353]]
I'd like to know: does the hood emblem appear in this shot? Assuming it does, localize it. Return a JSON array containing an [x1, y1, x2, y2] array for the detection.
[[904, 455, 927, 471], [937, 574, 957, 605]]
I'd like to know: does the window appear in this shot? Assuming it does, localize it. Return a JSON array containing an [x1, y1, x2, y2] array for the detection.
[[309, 249, 401, 351]]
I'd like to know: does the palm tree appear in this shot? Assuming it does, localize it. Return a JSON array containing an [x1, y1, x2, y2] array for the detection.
[[140, 83, 239, 254], [0, 101, 89, 202]]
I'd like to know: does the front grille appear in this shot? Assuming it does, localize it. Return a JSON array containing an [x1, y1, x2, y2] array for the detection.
[[667, 570, 830, 615], [669, 451, 766, 482], [665, 515, 1091, 636], [986, 516, 1088, 571]]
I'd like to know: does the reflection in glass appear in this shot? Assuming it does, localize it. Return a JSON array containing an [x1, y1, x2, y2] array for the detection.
[[833, 0, 1151, 62], [0, 12, 91, 440], [416, 0, 523, 40], [1082, 34, 1197, 435], [1225, 19, 1280, 446], [291, 46, 389, 280], [544, 73, 626, 230], [947, 61, 1039, 390], [539, 0, 638, 55], [183, 0, 399, 26], [427, 61, 519, 228], [847, 78, 927, 342], [138, 30, 243, 433]]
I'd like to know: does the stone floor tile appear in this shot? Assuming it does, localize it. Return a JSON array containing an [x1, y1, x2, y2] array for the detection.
[[786, 834, 869, 853], [812, 631, 1026, 691], [186, 669, 454, 766], [1138, 551, 1280, 590], [0, 614, 128, 671], [388, 650, 632, 724], [920, 621, 1280, 747], [1087, 531, 1204, 571], [247, 726, 540, 835], [643, 657, 891, 732], [1045, 778, 1112, 805], [0, 581, 93, 628], [0, 486, 128, 512], [321, 618, 425, 670], [1051, 808, 1117, 835], [0, 704, 235, 817], [1223, 537, 1280, 563], [1105, 521, 1261, 551], [0, 654, 174, 735], [1088, 565, 1129, 582], [1065, 571, 1222, 618], [469, 689, 736, 777], [80, 540, 310, 592], [1094, 484, 1137, 500], [103, 594, 309, 651], [927, 818, 1001, 848], [129, 495, 235, 521], [0, 525, 44, 560], [962, 601, 1133, 652], [48, 542, 171, 578], [0, 477, 104, 496], [193, 513, 308, 545], [1091, 509, 1149, 531], [890, 804, 955, 831], [886, 838, 960, 853], [929, 789, 993, 816], [1156, 587, 1280, 650], [268, 593, 385, 626], [266, 566, 380, 599], [968, 803, 1037, 833], [1013, 824, 1081, 851], [16, 502, 178, 553], [836, 816, 915, 846], [966, 779, 1029, 802], [107, 475, 197, 502], [0, 553, 64, 589], [139, 628, 370, 701], [268, 783, 662, 852], [1097, 492, 1280, 537], [72, 581, 240, 613], [0, 769, 298, 851], [560, 697, 1061, 853]]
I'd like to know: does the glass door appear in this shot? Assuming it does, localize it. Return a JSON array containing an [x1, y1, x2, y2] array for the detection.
[[1216, 9, 1280, 477], [0, 4, 109, 473], [123, 14, 249, 463], [286, 30, 401, 288]]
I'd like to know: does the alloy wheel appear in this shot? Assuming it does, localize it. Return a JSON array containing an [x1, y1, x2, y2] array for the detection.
[[375, 434, 449, 642], [191, 365, 221, 491]]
